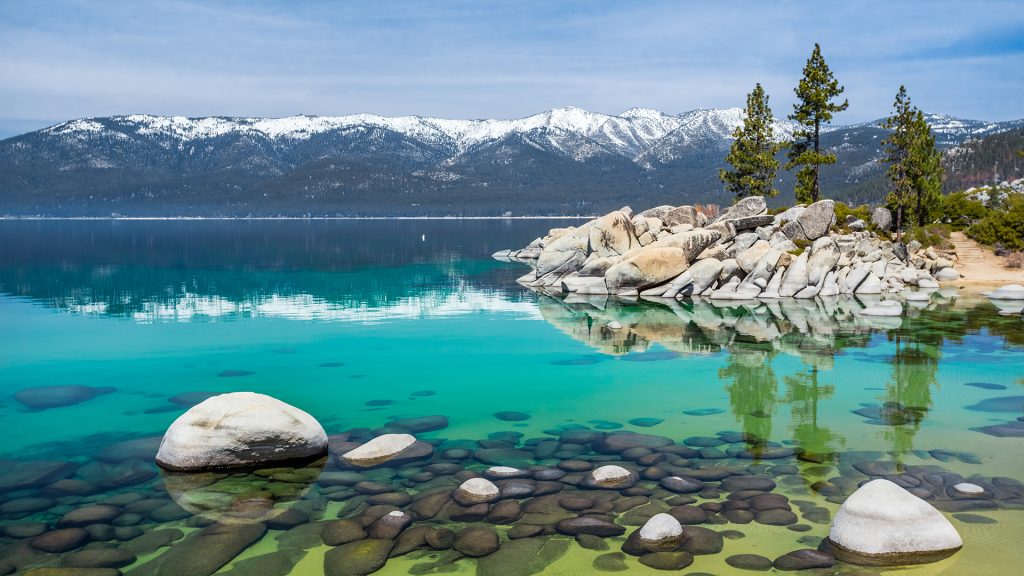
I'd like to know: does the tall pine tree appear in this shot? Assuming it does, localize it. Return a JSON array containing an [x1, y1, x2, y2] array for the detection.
[[909, 110, 943, 226], [881, 85, 944, 239], [881, 86, 916, 240], [786, 43, 848, 204], [719, 83, 779, 200]]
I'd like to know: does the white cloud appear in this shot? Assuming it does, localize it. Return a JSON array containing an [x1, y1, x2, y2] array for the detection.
[[0, 0, 1021, 129]]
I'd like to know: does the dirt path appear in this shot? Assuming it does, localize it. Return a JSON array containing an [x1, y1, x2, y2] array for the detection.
[[948, 232, 1024, 285]]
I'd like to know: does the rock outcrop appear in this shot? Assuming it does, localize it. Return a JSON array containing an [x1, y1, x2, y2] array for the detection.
[[155, 392, 327, 471], [498, 201, 949, 300]]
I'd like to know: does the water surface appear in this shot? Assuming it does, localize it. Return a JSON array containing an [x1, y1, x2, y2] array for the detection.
[[1, 220, 1022, 575]]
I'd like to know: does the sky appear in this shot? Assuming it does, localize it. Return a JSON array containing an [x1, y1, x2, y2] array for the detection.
[[1, 0, 1022, 138]]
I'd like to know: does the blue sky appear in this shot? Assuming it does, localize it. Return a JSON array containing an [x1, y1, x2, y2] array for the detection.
[[1, 0, 1022, 138]]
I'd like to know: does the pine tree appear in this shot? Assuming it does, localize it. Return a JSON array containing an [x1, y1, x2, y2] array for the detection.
[[719, 83, 780, 200], [881, 86, 944, 239], [786, 43, 848, 204], [881, 86, 916, 241], [909, 110, 943, 226]]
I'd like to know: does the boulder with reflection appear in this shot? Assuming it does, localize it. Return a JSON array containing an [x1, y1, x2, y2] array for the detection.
[[155, 392, 328, 472]]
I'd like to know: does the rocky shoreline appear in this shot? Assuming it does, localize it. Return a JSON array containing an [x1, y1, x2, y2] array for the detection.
[[3, 396, 1018, 575], [493, 198, 962, 300]]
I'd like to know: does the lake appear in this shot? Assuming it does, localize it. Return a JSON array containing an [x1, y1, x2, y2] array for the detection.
[[1, 220, 1022, 575]]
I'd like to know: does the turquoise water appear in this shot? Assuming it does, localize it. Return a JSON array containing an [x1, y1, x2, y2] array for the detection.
[[0, 220, 1022, 575]]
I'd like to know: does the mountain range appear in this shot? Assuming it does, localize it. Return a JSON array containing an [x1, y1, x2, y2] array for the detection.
[[1, 107, 1021, 216]]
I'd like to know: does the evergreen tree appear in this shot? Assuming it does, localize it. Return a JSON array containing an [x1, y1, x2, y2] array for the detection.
[[881, 86, 915, 240], [719, 83, 779, 200], [909, 110, 943, 226], [786, 43, 848, 204], [881, 86, 944, 238]]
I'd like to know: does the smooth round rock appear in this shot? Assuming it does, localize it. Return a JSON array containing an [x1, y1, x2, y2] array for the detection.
[[827, 479, 962, 566], [660, 476, 703, 494], [63, 547, 137, 568], [582, 465, 636, 489], [639, 551, 694, 570], [454, 526, 500, 557], [453, 478, 500, 505], [560, 496, 594, 511], [324, 538, 393, 576], [322, 519, 367, 546], [556, 516, 626, 537], [485, 466, 529, 479], [638, 513, 683, 551], [30, 528, 90, 553], [57, 505, 122, 527], [15, 385, 115, 409], [773, 549, 836, 571], [952, 483, 985, 496], [726, 554, 773, 571], [494, 411, 530, 422], [155, 392, 328, 471], [3, 522, 47, 538], [987, 284, 1024, 300], [721, 476, 776, 493], [593, 552, 629, 572]]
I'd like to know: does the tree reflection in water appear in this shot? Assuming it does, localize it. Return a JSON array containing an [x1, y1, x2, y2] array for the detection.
[[534, 290, 1014, 469]]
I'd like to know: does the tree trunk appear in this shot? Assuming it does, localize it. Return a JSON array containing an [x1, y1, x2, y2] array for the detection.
[[916, 187, 922, 227], [896, 205, 903, 243], [813, 118, 820, 202]]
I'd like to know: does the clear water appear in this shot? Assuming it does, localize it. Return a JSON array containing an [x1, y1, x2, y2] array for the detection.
[[0, 220, 1022, 575]]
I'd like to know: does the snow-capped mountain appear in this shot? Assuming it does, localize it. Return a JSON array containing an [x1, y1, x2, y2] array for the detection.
[[2, 107, 1021, 216]]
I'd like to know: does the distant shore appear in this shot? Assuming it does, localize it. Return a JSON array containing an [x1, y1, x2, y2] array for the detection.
[[0, 215, 596, 221]]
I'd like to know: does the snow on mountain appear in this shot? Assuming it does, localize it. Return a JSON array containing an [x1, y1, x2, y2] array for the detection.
[[32, 107, 1021, 169]]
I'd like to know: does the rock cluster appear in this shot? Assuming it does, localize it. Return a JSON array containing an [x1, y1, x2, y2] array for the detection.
[[6, 417, 1022, 575], [495, 198, 958, 299]]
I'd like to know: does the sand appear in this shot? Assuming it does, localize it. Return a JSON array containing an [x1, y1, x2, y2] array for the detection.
[[947, 232, 1024, 286]]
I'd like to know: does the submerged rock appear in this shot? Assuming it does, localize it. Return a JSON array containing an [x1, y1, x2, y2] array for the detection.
[[454, 526, 501, 557], [827, 479, 962, 565], [14, 385, 115, 410], [325, 538, 394, 576], [155, 392, 326, 471]]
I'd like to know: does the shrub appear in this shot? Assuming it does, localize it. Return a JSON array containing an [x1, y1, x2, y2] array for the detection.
[[787, 238, 812, 256], [940, 191, 988, 230], [1008, 252, 1024, 269], [833, 201, 871, 225], [908, 224, 954, 250], [968, 195, 1024, 250]]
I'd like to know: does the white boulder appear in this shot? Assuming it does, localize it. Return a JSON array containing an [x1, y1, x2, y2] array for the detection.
[[453, 478, 500, 505], [952, 483, 985, 496], [341, 433, 416, 467], [986, 284, 1024, 300], [638, 513, 684, 551], [155, 392, 328, 471], [583, 464, 636, 489], [828, 479, 962, 565], [605, 246, 689, 291]]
